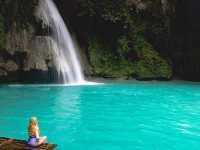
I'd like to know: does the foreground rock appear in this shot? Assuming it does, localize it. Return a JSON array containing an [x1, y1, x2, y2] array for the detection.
[[0, 137, 57, 150]]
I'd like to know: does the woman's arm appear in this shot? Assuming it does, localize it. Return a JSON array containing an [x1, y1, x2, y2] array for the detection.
[[35, 126, 40, 138]]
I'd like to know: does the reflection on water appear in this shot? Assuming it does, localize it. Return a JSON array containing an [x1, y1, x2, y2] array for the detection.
[[53, 87, 81, 120], [50, 87, 82, 147]]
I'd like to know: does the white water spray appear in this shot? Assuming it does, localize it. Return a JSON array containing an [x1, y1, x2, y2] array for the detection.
[[36, 0, 85, 83]]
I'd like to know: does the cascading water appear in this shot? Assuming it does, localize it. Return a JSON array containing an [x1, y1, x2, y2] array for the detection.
[[36, 0, 85, 84]]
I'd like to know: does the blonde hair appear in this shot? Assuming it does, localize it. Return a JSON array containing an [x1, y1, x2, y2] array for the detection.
[[28, 117, 38, 137]]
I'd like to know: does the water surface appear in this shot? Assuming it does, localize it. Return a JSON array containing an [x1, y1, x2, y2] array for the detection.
[[1, 81, 200, 150]]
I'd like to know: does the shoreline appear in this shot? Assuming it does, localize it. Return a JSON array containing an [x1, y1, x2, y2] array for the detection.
[[1, 77, 200, 86]]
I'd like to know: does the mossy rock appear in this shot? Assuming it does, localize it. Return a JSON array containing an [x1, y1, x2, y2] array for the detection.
[[88, 37, 172, 80], [133, 36, 172, 80], [88, 39, 135, 78]]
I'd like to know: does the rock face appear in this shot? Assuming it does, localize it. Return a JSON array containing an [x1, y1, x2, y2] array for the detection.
[[88, 38, 172, 80], [0, 0, 174, 82], [0, 24, 56, 83], [5, 23, 34, 55], [5, 0, 200, 82], [4, 60, 19, 72], [23, 36, 54, 71], [0, 69, 7, 76]]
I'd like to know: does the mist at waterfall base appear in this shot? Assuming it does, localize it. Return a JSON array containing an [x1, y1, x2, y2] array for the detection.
[[36, 0, 93, 85]]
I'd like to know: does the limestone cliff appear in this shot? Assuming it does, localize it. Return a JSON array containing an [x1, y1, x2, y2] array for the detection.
[[0, 22, 56, 82]]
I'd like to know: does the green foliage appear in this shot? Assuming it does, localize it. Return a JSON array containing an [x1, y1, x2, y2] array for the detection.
[[0, 0, 174, 80], [77, 0, 173, 58], [78, 0, 96, 16], [117, 36, 131, 57], [133, 36, 172, 79], [88, 36, 172, 80], [0, 0, 38, 31], [0, 0, 38, 49], [88, 39, 135, 78]]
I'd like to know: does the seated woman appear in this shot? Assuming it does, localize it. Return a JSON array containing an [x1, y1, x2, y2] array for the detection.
[[27, 117, 47, 147]]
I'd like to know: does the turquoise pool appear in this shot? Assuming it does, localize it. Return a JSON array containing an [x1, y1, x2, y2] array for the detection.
[[1, 81, 200, 150]]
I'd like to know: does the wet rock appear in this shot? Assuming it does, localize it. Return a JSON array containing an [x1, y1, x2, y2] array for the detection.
[[24, 53, 48, 71], [5, 23, 54, 72], [5, 60, 19, 72], [0, 69, 7, 76], [5, 23, 34, 55], [23, 36, 54, 71]]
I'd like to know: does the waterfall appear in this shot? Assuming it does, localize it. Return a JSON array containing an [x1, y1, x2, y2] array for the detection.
[[36, 0, 85, 84]]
